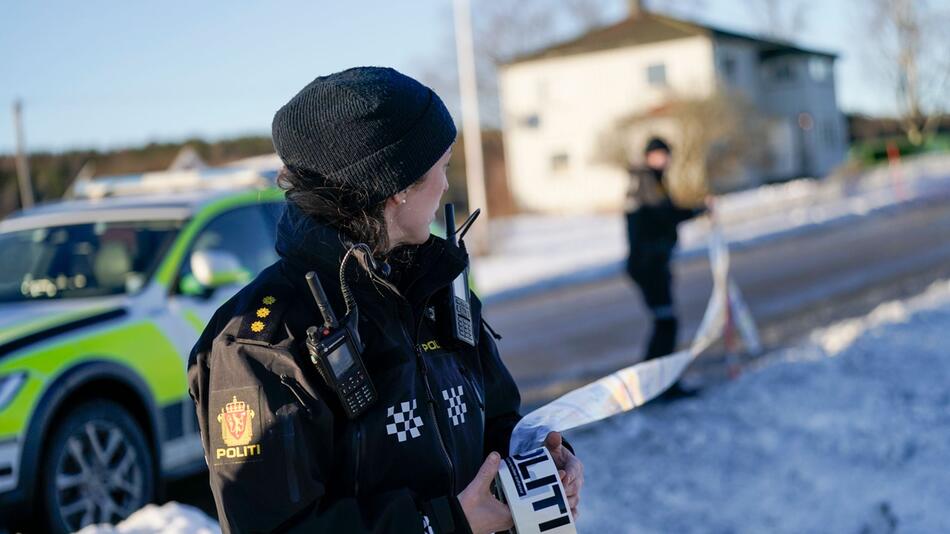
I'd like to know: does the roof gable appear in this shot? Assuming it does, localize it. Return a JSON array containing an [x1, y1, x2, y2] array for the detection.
[[504, 12, 836, 66]]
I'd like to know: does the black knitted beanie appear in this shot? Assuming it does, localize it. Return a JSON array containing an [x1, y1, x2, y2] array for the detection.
[[272, 66, 457, 207], [644, 136, 671, 155]]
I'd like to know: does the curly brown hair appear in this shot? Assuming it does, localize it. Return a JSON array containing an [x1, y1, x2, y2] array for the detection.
[[276, 167, 426, 294], [277, 167, 394, 255]]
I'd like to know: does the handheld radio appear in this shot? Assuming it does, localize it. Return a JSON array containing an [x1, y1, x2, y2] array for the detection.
[[304, 270, 376, 419], [444, 203, 476, 347]]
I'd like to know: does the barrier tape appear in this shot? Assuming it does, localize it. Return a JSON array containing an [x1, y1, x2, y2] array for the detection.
[[509, 225, 760, 455]]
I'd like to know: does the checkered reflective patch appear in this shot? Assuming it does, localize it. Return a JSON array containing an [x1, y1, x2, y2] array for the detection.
[[385, 399, 424, 443], [442, 385, 468, 426], [422, 514, 434, 534]]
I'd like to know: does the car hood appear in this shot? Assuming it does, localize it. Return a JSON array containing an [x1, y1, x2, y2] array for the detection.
[[0, 297, 129, 350]]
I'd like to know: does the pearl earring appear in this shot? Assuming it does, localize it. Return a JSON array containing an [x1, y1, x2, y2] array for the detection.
[[400, 198, 407, 204]]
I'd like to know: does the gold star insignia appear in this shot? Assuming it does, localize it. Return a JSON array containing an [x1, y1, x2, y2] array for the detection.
[[256, 307, 270, 318], [262, 296, 276, 305], [250, 321, 265, 333]]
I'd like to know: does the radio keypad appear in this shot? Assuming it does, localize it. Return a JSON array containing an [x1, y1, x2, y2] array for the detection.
[[454, 298, 475, 344], [338, 369, 375, 416]]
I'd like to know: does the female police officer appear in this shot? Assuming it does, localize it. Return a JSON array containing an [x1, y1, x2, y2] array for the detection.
[[188, 67, 582, 533]]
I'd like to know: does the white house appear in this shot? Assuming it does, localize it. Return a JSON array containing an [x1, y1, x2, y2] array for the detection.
[[498, 6, 849, 213]]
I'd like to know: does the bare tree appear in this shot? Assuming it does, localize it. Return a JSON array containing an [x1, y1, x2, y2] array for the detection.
[[565, 0, 620, 29], [596, 88, 770, 205], [418, 0, 708, 127], [646, 0, 707, 20], [415, 1, 612, 127], [864, 0, 950, 145], [742, 0, 810, 40]]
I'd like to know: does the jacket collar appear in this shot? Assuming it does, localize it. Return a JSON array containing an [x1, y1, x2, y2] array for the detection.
[[390, 234, 469, 306], [276, 202, 351, 274], [275, 202, 468, 307]]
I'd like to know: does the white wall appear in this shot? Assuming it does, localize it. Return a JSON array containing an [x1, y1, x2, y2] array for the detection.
[[499, 36, 715, 214]]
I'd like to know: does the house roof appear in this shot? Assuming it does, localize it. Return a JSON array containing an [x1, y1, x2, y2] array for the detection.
[[504, 11, 837, 66]]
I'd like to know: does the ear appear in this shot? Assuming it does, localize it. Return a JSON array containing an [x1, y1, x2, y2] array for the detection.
[[382, 191, 408, 225], [382, 191, 409, 251], [387, 190, 408, 207]]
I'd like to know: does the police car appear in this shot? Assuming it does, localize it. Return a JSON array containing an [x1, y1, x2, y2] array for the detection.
[[0, 167, 285, 533]]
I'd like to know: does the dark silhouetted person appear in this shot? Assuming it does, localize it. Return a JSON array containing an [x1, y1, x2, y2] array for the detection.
[[624, 137, 703, 394]]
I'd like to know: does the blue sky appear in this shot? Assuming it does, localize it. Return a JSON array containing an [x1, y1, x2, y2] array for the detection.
[[0, 0, 896, 154]]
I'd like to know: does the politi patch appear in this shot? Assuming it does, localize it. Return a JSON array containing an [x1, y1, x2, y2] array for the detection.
[[210, 386, 264, 465]]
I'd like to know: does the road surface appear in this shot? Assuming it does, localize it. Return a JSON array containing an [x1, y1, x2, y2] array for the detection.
[[490, 197, 950, 405]]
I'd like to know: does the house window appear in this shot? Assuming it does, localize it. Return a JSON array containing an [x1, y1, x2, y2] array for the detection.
[[521, 114, 541, 129], [809, 57, 831, 82], [551, 152, 570, 172], [647, 63, 667, 87], [772, 61, 796, 82]]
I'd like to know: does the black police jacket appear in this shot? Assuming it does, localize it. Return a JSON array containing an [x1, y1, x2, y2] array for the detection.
[[187, 204, 522, 533], [625, 166, 702, 248]]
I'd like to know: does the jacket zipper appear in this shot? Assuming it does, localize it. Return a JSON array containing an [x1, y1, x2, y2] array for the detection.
[[278, 410, 301, 503], [459, 366, 485, 430], [353, 422, 362, 496], [403, 295, 457, 495]]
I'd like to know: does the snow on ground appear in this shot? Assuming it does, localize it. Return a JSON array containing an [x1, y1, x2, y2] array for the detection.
[[76, 502, 220, 534], [572, 278, 950, 534], [476, 154, 950, 301]]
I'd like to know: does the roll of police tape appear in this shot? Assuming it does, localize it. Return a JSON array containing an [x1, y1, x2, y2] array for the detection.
[[494, 447, 576, 534]]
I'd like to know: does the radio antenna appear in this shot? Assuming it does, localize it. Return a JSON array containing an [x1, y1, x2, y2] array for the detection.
[[306, 271, 338, 330], [444, 204, 458, 245], [456, 208, 480, 242]]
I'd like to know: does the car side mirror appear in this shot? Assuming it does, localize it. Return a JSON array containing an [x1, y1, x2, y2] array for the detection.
[[188, 250, 250, 291]]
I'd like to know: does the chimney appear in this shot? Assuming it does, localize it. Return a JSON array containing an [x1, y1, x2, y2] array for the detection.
[[629, 0, 644, 18]]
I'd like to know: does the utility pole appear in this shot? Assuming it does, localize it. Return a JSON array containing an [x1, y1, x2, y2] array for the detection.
[[453, 0, 489, 253], [13, 99, 35, 209]]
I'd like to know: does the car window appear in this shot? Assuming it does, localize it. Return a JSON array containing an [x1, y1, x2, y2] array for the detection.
[[179, 205, 278, 285], [0, 220, 180, 302]]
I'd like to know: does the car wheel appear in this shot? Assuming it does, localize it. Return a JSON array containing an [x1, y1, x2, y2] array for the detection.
[[37, 400, 155, 534]]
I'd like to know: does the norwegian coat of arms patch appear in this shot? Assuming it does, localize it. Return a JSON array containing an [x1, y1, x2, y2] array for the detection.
[[219, 395, 255, 446], [210, 387, 264, 465]]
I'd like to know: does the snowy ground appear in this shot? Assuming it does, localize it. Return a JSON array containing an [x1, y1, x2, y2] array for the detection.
[[76, 502, 220, 534], [80, 279, 950, 533], [476, 154, 950, 302], [572, 278, 950, 534]]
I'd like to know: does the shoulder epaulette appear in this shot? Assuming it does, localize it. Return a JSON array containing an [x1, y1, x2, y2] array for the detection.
[[236, 287, 291, 344]]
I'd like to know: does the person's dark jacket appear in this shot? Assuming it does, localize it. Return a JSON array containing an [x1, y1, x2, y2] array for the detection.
[[187, 203, 522, 533], [625, 166, 701, 248]]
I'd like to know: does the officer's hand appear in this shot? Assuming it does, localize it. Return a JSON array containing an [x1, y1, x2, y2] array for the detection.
[[457, 452, 513, 534], [545, 431, 584, 519]]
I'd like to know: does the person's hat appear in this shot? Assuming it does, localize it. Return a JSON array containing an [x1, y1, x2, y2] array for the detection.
[[644, 136, 671, 155], [272, 67, 457, 206]]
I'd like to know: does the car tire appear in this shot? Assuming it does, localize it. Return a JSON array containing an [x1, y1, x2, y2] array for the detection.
[[35, 399, 156, 534]]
